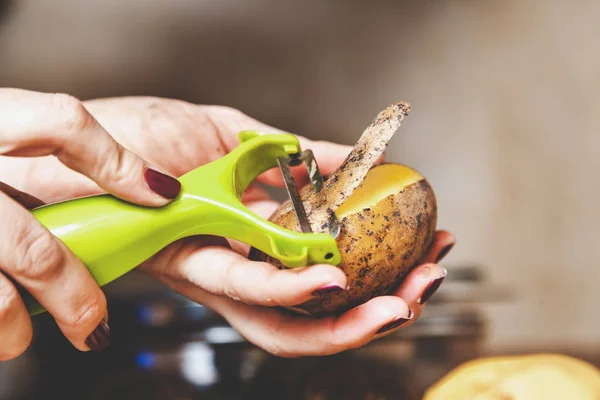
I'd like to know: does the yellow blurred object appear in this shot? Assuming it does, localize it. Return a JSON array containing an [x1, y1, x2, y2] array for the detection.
[[423, 354, 600, 400]]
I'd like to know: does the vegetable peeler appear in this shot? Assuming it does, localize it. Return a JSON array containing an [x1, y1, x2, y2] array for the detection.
[[23, 130, 341, 316]]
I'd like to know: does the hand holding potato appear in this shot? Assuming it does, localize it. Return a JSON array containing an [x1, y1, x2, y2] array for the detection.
[[0, 94, 455, 358]]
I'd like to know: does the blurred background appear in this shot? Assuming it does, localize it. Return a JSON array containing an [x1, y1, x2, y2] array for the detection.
[[0, 0, 599, 399]]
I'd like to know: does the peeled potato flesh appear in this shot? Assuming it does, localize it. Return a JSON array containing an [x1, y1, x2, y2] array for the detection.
[[334, 163, 424, 219]]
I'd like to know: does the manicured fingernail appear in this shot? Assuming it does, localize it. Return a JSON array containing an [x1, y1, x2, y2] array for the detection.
[[376, 309, 414, 334], [85, 318, 110, 351], [144, 168, 181, 199], [312, 284, 345, 296], [436, 243, 455, 263], [418, 272, 447, 304]]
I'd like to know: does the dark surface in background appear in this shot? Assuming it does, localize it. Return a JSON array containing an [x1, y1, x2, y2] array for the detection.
[[12, 297, 600, 400], [13, 292, 478, 400]]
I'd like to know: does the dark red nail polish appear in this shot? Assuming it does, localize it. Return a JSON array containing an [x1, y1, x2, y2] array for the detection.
[[418, 276, 446, 304], [436, 243, 455, 263], [312, 284, 345, 296], [85, 319, 110, 351], [376, 309, 414, 334], [144, 168, 181, 199]]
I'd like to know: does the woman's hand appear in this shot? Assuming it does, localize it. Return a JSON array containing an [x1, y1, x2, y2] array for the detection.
[[0, 89, 182, 360], [143, 232, 453, 357], [0, 95, 455, 358]]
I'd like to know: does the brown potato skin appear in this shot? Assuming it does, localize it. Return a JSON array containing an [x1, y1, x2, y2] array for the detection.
[[249, 165, 438, 317]]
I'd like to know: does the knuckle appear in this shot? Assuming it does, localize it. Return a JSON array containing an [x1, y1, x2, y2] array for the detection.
[[13, 224, 65, 281], [223, 259, 244, 302], [223, 282, 242, 302], [324, 328, 345, 353], [61, 292, 106, 329], [260, 270, 284, 306], [96, 145, 135, 186], [205, 106, 250, 131], [52, 93, 93, 136], [209, 105, 245, 120], [260, 318, 296, 358], [322, 322, 362, 355]]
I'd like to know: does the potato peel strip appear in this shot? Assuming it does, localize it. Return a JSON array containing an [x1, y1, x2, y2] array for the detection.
[[270, 102, 411, 233]]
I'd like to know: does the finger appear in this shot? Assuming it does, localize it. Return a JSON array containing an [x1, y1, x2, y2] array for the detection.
[[0, 271, 32, 360], [141, 238, 348, 308], [0, 192, 110, 352], [394, 263, 447, 313], [209, 294, 412, 358], [419, 230, 456, 264], [0, 88, 180, 206], [394, 231, 453, 311]]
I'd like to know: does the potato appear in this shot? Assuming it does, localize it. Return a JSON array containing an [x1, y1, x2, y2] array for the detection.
[[251, 163, 437, 316], [423, 354, 600, 400], [249, 102, 438, 317]]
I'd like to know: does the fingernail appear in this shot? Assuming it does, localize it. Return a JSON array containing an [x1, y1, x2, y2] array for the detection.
[[418, 272, 447, 304], [144, 168, 181, 199], [312, 284, 345, 296], [85, 318, 110, 351], [376, 309, 414, 334], [436, 243, 455, 263]]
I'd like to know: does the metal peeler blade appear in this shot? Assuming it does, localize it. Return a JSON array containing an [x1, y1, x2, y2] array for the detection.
[[277, 150, 340, 238]]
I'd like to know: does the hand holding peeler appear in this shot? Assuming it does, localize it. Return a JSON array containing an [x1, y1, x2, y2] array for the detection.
[[23, 131, 341, 316]]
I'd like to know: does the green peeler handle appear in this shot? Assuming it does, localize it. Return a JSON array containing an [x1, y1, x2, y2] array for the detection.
[[23, 132, 341, 316]]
